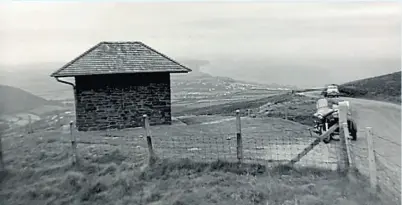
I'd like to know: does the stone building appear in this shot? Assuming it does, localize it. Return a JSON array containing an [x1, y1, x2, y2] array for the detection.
[[50, 41, 191, 131]]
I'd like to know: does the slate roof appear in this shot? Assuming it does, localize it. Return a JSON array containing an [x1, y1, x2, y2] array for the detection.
[[50, 41, 192, 77]]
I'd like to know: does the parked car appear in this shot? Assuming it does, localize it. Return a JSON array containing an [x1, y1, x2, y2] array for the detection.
[[323, 84, 340, 98]]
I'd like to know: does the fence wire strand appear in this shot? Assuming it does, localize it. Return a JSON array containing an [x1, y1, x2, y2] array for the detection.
[[375, 153, 401, 204], [374, 135, 402, 146], [148, 127, 343, 170], [351, 129, 401, 205], [4, 113, 398, 202]]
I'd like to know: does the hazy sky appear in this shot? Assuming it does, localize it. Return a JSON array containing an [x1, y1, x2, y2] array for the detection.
[[0, 2, 400, 86]]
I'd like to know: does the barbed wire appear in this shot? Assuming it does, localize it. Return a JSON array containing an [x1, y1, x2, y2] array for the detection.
[[348, 129, 401, 202], [348, 143, 367, 151], [374, 150, 401, 169], [373, 134, 402, 146], [356, 128, 401, 147], [349, 151, 367, 160], [375, 154, 401, 201]]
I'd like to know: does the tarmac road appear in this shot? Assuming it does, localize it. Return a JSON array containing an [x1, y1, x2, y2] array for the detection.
[[301, 91, 401, 168], [342, 97, 401, 167]]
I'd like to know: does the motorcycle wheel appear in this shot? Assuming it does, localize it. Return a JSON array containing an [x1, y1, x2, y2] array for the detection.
[[321, 127, 332, 144], [351, 131, 357, 141], [323, 137, 331, 144]]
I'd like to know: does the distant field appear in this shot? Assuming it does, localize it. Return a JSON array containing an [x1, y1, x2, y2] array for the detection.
[[174, 92, 318, 127], [172, 90, 284, 115]]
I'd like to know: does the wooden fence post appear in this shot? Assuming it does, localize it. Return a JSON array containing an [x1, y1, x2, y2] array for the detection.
[[0, 130, 4, 172], [285, 107, 288, 120], [69, 121, 78, 165], [339, 101, 354, 170], [342, 122, 354, 169], [28, 115, 33, 134], [56, 113, 61, 129], [236, 110, 243, 163], [366, 127, 377, 191], [143, 115, 156, 164], [338, 102, 350, 173]]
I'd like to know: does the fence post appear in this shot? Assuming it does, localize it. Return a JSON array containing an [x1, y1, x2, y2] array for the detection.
[[28, 115, 33, 134], [56, 113, 61, 129], [247, 109, 251, 117], [69, 121, 78, 165], [340, 102, 354, 170], [143, 115, 156, 164], [366, 127, 377, 191], [236, 110, 243, 163], [284, 107, 288, 120], [0, 130, 4, 172], [338, 102, 350, 173], [342, 122, 354, 169]]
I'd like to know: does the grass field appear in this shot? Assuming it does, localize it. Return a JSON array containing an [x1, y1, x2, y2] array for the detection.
[[0, 88, 395, 205], [1, 115, 384, 205]]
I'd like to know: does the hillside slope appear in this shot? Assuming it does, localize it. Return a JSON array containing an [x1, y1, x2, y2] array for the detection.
[[0, 84, 59, 115], [339, 71, 401, 103]]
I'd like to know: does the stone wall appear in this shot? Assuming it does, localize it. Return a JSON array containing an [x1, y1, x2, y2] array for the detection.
[[74, 73, 171, 131]]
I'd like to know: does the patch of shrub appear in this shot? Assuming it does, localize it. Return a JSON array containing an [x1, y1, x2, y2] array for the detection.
[[338, 85, 368, 97], [339, 71, 401, 103]]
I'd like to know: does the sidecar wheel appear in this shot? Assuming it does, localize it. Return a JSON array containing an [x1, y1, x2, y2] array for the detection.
[[351, 131, 357, 141], [348, 119, 358, 141]]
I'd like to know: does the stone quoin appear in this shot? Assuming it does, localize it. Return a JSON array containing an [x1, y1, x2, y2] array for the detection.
[[50, 41, 192, 131]]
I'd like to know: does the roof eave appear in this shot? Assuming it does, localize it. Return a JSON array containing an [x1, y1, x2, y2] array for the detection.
[[51, 70, 191, 78]]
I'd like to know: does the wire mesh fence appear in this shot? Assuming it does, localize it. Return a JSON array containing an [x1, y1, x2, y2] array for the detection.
[[371, 129, 401, 204], [1, 113, 349, 176], [147, 115, 346, 170], [348, 128, 401, 205], [373, 131, 401, 203], [6, 109, 398, 184], [375, 152, 401, 204], [151, 131, 342, 170], [348, 129, 370, 176], [3, 129, 140, 178]]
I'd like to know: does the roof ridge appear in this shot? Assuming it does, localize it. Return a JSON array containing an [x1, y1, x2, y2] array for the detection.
[[50, 42, 103, 77], [101, 41, 142, 44]]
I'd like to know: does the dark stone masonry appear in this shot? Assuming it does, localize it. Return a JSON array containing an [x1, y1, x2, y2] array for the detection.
[[51, 41, 191, 131], [74, 73, 171, 131]]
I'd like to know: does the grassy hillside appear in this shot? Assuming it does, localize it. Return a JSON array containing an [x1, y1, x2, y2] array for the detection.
[[0, 84, 60, 115], [0, 113, 387, 205], [339, 71, 401, 104]]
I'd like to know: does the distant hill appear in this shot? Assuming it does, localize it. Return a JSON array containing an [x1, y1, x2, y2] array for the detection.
[[0, 84, 60, 115], [0, 63, 73, 100], [0, 60, 292, 101], [339, 71, 401, 104], [176, 59, 297, 90]]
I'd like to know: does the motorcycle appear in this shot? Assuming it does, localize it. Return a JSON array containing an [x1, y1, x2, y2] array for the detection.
[[313, 105, 357, 144]]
